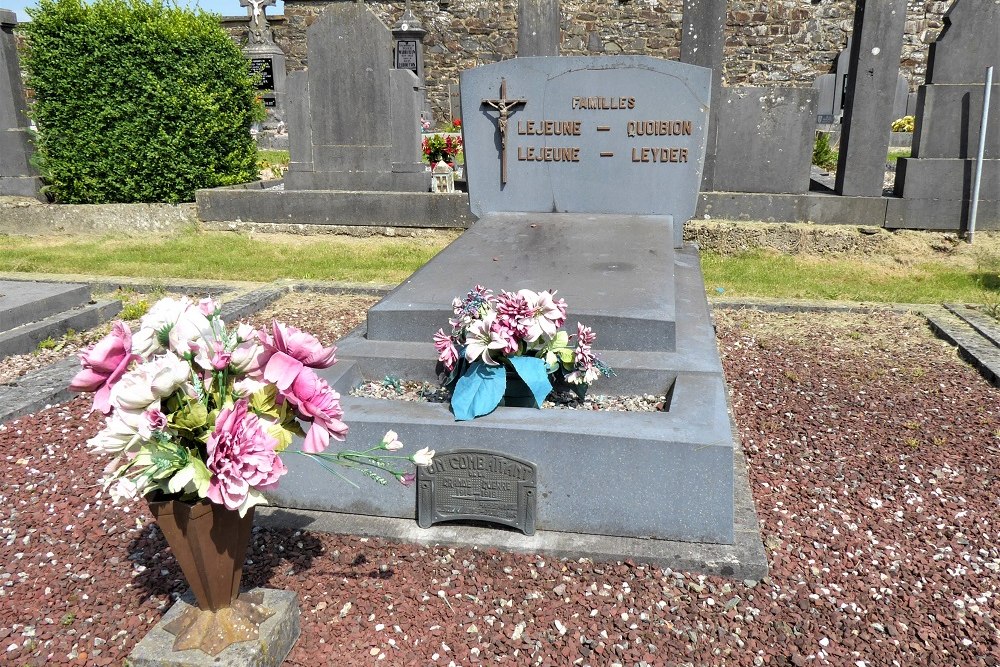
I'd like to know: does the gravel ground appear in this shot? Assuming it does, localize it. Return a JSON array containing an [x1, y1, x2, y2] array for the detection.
[[351, 379, 666, 412], [3, 305, 1000, 666]]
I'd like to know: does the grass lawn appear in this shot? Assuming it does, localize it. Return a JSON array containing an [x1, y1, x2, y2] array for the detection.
[[2, 225, 1000, 305], [700, 249, 1000, 304], [0, 230, 457, 285]]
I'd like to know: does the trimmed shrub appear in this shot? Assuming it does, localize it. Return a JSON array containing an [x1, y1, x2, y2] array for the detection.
[[21, 0, 262, 203]]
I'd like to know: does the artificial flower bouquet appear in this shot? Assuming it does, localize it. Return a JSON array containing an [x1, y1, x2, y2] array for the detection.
[[422, 132, 463, 165], [70, 296, 433, 516], [433, 285, 613, 421]]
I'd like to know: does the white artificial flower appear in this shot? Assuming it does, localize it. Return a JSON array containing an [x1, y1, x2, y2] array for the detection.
[[412, 447, 435, 466], [107, 477, 138, 504], [233, 377, 268, 397], [111, 351, 191, 411], [168, 306, 215, 357], [229, 338, 262, 373], [381, 430, 403, 451], [88, 413, 145, 453]]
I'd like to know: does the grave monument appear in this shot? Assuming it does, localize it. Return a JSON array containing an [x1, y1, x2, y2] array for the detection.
[[283, 2, 427, 192], [241, 0, 287, 149], [892, 0, 1000, 230], [0, 9, 41, 197], [266, 56, 766, 578]]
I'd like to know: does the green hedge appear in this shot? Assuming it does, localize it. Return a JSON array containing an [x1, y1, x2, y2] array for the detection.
[[21, 0, 262, 204]]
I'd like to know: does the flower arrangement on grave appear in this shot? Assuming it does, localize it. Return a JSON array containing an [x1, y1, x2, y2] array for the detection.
[[70, 296, 434, 515], [422, 132, 463, 165], [432, 285, 613, 421]]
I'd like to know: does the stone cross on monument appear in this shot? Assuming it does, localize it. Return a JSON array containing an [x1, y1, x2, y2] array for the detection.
[[240, 0, 276, 45], [481, 78, 527, 185]]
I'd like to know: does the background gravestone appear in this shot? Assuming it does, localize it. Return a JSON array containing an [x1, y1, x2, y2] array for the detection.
[[891, 0, 1000, 230], [284, 3, 428, 192], [834, 0, 908, 197], [0, 9, 41, 197], [517, 0, 560, 57], [241, 0, 288, 149]]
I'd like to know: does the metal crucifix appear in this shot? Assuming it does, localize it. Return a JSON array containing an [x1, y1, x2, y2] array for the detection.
[[481, 78, 527, 186]]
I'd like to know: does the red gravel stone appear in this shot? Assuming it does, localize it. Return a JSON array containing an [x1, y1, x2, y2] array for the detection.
[[2, 309, 1000, 665]]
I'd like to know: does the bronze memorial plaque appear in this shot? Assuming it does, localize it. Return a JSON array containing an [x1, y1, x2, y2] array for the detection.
[[417, 450, 537, 535]]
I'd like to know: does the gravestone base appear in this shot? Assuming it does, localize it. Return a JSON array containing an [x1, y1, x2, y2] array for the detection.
[[0, 175, 43, 198], [127, 589, 299, 667], [284, 169, 430, 193], [265, 214, 765, 574]]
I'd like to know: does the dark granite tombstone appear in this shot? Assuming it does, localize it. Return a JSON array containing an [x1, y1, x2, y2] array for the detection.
[[267, 56, 766, 577], [891, 0, 1000, 230], [0, 9, 41, 197], [712, 87, 818, 195], [284, 3, 428, 192], [834, 0, 908, 197]]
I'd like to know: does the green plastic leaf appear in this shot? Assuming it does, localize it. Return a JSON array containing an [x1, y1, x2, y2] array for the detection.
[[171, 401, 208, 432], [508, 356, 552, 408], [451, 361, 506, 421], [249, 385, 280, 418]]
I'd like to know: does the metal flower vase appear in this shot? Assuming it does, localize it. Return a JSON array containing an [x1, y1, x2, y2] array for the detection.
[[146, 497, 273, 656]]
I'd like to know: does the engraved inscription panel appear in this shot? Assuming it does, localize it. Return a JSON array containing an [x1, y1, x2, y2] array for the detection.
[[250, 57, 275, 90], [395, 39, 418, 72], [417, 449, 537, 535]]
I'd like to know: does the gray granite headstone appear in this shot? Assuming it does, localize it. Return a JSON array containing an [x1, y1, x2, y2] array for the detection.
[[460, 56, 711, 247], [264, 56, 765, 573], [284, 3, 428, 192], [713, 87, 817, 195], [0, 9, 41, 197]]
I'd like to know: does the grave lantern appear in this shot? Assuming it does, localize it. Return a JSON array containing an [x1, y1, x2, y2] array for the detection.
[[432, 160, 455, 193]]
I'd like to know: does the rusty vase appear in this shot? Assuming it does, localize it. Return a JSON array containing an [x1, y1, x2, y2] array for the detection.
[[146, 497, 272, 656]]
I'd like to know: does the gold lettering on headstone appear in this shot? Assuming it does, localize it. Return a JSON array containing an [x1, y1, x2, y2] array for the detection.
[[630, 147, 689, 163], [571, 96, 636, 110], [625, 120, 694, 137], [517, 146, 582, 162], [516, 120, 583, 136]]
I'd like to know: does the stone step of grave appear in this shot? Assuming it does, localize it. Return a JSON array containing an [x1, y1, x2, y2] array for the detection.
[[270, 243, 739, 547], [0, 281, 92, 332], [365, 213, 678, 352], [924, 304, 1000, 387], [944, 303, 1000, 349], [336, 243, 722, 395], [0, 299, 122, 360]]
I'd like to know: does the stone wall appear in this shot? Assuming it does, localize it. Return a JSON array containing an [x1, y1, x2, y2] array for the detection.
[[257, 0, 952, 123]]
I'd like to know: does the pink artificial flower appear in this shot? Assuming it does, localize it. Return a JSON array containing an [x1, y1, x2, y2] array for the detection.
[[495, 291, 531, 338], [271, 321, 337, 368], [198, 298, 220, 317], [69, 321, 138, 414], [398, 472, 416, 487], [206, 400, 287, 512], [518, 289, 568, 342], [257, 321, 338, 387], [575, 322, 597, 346], [433, 329, 459, 371], [145, 408, 167, 432], [278, 367, 349, 454]]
